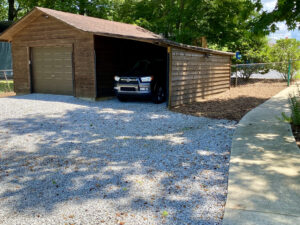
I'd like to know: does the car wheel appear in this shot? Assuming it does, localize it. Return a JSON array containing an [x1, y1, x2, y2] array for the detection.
[[152, 86, 166, 104], [117, 95, 127, 102]]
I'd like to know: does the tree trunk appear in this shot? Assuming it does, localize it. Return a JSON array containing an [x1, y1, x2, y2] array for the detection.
[[176, 0, 185, 30], [8, 0, 15, 21], [78, 0, 86, 15]]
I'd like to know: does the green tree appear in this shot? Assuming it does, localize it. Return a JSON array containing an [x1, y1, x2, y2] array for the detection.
[[269, 38, 300, 80], [0, 0, 8, 21], [114, 0, 264, 52], [0, 0, 270, 58], [231, 37, 271, 80], [0, 0, 21, 21], [254, 0, 300, 34], [4, 0, 115, 19]]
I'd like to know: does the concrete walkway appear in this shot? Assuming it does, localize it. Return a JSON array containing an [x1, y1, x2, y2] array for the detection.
[[223, 85, 300, 225]]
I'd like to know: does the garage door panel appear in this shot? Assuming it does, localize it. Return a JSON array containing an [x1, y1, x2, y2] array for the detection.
[[34, 76, 72, 81], [34, 81, 73, 95], [34, 76, 73, 81], [32, 46, 73, 95]]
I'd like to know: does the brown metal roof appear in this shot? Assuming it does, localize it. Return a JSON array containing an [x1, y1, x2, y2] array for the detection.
[[0, 7, 234, 56]]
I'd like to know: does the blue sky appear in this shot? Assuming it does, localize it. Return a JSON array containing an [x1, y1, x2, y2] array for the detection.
[[261, 0, 300, 42]]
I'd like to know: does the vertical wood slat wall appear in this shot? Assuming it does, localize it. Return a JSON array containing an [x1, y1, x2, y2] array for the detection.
[[169, 47, 231, 107], [11, 14, 96, 98]]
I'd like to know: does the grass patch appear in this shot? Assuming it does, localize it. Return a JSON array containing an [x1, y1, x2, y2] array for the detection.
[[0, 80, 13, 93]]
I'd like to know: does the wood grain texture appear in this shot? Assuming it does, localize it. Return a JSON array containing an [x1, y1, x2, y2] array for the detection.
[[11, 15, 96, 98], [169, 47, 231, 107]]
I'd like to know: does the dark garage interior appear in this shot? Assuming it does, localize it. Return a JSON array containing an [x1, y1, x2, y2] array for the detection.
[[94, 35, 168, 98]]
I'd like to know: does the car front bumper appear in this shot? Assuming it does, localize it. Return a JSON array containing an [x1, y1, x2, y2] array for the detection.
[[114, 82, 152, 96]]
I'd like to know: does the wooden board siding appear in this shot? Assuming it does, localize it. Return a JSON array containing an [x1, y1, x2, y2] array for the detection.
[[169, 48, 231, 107], [11, 45, 30, 94], [11, 15, 96, 98]]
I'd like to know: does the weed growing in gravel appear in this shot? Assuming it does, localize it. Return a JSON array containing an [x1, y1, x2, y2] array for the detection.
[[161, 210, 169, 217]]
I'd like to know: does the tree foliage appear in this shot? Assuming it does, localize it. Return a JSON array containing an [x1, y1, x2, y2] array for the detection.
[[112, 0, 264, 51], [0, 0, 266, 50], [254, 0, 300, 34], [269, 38, 300, 80], [233, 38, 300, 81], [0, 0, 298, 58]]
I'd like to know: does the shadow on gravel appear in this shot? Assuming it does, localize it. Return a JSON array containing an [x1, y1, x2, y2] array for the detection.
[[0, 94, 235, 224]]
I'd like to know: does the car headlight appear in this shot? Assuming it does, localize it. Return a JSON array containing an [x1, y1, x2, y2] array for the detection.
[[114, 76, 120, 81], [140, 76, 153, 82]]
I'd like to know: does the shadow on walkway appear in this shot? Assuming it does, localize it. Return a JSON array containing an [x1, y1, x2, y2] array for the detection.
[[223, 85, 300, 225]]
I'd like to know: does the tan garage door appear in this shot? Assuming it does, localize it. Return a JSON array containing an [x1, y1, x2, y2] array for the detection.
[[32, 46, 73, 95]]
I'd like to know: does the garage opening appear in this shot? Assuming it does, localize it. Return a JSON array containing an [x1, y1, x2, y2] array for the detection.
[[31, 46, 73, 95], [94, 36, 168, 102]]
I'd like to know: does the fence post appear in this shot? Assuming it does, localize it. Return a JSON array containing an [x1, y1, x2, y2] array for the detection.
[[287, 60, 291, 86], [235, 65, 238, 87], [3, 71, 11, 91]]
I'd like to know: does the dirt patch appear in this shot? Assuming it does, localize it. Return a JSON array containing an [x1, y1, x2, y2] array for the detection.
[[0, 92, 16, 98], [172, 80, 287, 121]]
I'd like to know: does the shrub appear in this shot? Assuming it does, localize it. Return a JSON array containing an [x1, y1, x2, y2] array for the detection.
[[280, 85, 300, 127], [289, 96, 300, 126], [269, 39, 300, 81]]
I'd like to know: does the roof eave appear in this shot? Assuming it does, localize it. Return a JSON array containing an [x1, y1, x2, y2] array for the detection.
[[162, 39, 235, 56], [0, 7, 42, 41], [93, 32, 163, 44]]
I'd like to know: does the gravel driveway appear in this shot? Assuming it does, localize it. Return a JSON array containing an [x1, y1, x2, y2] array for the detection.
[[0, 94, 236, 225]]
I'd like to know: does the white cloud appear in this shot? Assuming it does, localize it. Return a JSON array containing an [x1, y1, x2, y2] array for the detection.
[[262, 0, 277, 12]]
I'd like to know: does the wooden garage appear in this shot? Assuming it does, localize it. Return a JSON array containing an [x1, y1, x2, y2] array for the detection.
[[0, 7, 234, 107]]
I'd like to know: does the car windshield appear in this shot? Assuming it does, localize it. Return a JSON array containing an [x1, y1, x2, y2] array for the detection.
[[130, 60, 151, 75]]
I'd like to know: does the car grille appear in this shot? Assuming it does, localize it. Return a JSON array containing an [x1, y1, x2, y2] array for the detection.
[[121, 87, 136, 91], [119, 78, 139, 84]]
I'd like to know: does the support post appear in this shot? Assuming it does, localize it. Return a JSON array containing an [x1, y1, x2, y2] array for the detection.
[[167, 47, 172, 109], [235, 66, 238, 87], [3, 71, 11, 91]]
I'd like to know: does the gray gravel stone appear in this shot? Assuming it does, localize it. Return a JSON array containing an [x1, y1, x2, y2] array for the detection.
[[0, 94, 236, 225]]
